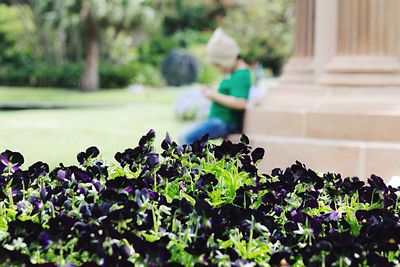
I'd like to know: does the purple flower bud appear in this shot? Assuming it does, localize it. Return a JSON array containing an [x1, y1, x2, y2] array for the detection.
[[146, 153, 159, 168], [274, 206, 283, 215], [77, 187, 85, 194], [329, 210, 340, 221], [57, 169, 67, 180], [124, 186, 133, 194]]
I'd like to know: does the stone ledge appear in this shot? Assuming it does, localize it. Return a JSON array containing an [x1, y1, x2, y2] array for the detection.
[[244, 133, 400, 182], [244, 105, 400, 142]]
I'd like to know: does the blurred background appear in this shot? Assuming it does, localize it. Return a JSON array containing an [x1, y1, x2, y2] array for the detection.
[[0, 0, 293, 168]]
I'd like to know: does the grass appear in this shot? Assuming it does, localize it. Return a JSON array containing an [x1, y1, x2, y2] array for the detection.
[[0, 86, 193, 169], [0, 86, 177, 105]]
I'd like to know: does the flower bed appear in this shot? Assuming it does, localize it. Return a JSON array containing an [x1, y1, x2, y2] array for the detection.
[[0, 130, 399, 266]]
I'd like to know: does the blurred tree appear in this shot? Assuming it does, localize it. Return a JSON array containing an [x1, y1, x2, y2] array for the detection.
[[76, 0, 156, 91], [222, 0, 293, 75], [3, 0, 157, 91], [1, 0, 294, 88], [64, 0, 157, 91]]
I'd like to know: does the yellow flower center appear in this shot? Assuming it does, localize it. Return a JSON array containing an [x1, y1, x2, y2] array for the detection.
[[280, 258, 289, 266]]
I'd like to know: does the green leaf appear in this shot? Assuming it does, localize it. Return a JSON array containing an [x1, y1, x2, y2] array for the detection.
[[181, 191, 195, 206], [142, 233, 161, 242]]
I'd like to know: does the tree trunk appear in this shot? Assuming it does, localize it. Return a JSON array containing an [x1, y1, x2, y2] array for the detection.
[[56, 28, 66, 65], [81, 14, 99, 91]]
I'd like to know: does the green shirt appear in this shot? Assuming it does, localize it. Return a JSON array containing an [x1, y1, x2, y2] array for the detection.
[[208, 69, 251, 124]]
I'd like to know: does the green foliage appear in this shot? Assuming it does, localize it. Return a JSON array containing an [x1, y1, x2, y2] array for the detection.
[[0, 5, 33, 67], [32, 64, 83, 88], [171, 29, 210, 48], [1, 132, 400, 266], [222, 0, 293, 75], [134, 29, 210, 87], [0, 64, 32, 87], [136, 33, 178, 66], [0, 63, 134, 89], [130, 63, 164, 87], [161, 0, 225, 35], [1, 0, 294, 87], [99, 64, 134, 89], [197, 64, 221, 85]]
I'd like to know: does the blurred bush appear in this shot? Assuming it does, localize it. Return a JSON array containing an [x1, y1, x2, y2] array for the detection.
[[99, 64, 135, 89], [161, 49, 199, 87], [137, 33, 178, 67], [0, 63, 134, 89], [131, 63, 164, 87], [134, 29, 211, 87]]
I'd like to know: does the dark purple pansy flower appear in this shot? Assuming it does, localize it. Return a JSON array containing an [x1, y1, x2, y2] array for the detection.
[[161, 132, 172, 151], [148, 190, 159, 200], [70, 166, 92, 182], [146, 152, 159, 168], [270, 230, 285, 243], [304, 198, 319, 209], [28, 196, 42, 210], [87, 162, 108, 179], [368, 175, 388, 193], [38, 231, 51, 248], [251, 147, 265, 163], [196, 173, 218, 189], [77, 186, 85, 195], [269, 250, 294, 267], [77, 146, 100, 165], [50, 165, 71, 181], [0, 150, 24, 173], [225, 247, 240, 261], [239, 155, 258, 175], [213, 139, 250, 160], [240, 134, 250, 145], [191, 134, 209, 155], [290, 210, 307, 224], [124, 186, 133, 194], [28, 161, 49, 178], [274, 205, 283, 215], [367, 252, 393, 267], [307, 169, 324, 190], [309, 216, 323, 237], [139, 129, 156, 148], [175, 145, 184, 155]]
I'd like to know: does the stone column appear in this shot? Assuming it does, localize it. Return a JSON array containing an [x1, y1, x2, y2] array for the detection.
[[244, 0, 400, 181], [280, 0, 315, 84], [319, 0, 400, 87], [313, 0, 337, 79]]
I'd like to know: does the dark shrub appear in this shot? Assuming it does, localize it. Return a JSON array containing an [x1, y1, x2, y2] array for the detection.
[[0, 63, 133, 89], [161, 49, 199, 86]]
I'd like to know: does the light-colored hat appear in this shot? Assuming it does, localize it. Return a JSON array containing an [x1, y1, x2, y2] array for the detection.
[[206, 28, 240, 69]]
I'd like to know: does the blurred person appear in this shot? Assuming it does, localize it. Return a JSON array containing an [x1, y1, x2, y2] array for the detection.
[[180, 28, 251, 144]]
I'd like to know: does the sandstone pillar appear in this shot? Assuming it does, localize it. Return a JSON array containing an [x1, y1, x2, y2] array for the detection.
[[319, 0, 400, 87], [280, 0, 315, 84], [244, 0, 400, 181]]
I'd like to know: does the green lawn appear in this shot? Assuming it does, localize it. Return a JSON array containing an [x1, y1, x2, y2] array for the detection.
[[0, 86, 191, 169]]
